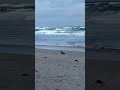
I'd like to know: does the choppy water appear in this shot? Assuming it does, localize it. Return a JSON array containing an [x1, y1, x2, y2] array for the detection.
[[35, 26, 85, 48]]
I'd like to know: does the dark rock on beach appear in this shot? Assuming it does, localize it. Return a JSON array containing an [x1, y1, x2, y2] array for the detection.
[[21, 74, 29, 76], [96, 80, 104, 84], [60, 51, 65, 54]]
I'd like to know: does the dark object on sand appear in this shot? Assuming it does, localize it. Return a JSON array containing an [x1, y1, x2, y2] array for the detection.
[[96, 80, 104, 84], [0, 8, 8, 12], [61, 51, 65, 54], [21, 74, 29, 76], [55, 89, 60, 90], [75, 60, 78, 62], [35, 70, 38, 72], [101, 47, 105, 49], [44, 56, 47, 58]]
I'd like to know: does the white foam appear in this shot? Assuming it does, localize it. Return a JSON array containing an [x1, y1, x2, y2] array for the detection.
[[35, 30, 85, 36], [35, 26, 85, 36]]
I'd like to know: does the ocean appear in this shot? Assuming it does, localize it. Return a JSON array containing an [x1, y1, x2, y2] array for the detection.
[[35, 26, 85, 51]]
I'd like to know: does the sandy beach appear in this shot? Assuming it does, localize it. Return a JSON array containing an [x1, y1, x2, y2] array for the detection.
[[85, 11, 120, 89], [0, 53, 34, 90], [35, 49, 85, 90], [86, 60, 120, 90]]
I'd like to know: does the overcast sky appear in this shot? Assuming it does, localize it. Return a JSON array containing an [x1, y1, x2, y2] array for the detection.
[[35, 0, 85, 27]]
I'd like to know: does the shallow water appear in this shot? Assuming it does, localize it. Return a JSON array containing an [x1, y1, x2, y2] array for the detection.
[[35, 45, 85, 52]]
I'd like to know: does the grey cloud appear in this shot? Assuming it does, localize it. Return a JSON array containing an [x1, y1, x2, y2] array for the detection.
[[35, 0, 85, 27]]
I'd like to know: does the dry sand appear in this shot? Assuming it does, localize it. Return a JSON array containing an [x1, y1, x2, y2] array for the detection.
[[35, 49, 85, 90]]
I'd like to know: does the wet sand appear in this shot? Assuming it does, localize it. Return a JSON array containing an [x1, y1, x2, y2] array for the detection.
[[0, 53, 34, 90], [86, 60, 120, 90]]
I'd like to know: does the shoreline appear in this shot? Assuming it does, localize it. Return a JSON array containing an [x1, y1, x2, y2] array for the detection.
[[35, 45, 85, 52]]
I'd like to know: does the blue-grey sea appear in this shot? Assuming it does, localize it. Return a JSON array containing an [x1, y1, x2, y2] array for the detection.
[[35, 26, 85, 51]]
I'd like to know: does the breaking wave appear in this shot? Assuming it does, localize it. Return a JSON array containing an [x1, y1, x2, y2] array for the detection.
[[35, 26, 85, 36]]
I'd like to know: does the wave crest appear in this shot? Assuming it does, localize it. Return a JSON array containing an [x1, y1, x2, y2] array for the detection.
[[35, 26, 85, 36]]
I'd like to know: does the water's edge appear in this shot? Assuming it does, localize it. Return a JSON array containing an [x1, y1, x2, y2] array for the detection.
[[35, 45, 85, 52]]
